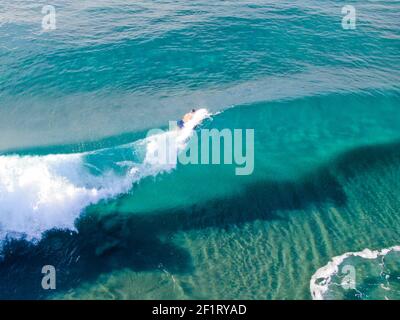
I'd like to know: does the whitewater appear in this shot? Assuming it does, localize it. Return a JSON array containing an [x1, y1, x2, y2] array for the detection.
[[0, 109, 210, 243]]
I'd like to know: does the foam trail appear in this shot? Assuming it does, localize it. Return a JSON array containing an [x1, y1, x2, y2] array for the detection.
[[0, 109, 210, 243], [144, 108, 210, 170], [310, 245, 400, 300]]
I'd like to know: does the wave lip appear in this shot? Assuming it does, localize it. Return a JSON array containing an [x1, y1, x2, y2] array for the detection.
[[0, 109, 209, 243], [310, 245, 400, 300]]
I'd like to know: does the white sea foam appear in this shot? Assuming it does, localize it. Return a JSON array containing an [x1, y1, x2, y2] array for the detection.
[[0, 109, 209, 243], [310, 245, 400, 300], [144, 108, 210, 170]]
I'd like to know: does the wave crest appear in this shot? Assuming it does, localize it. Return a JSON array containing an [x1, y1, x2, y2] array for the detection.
[[0, 109, 210, 242]]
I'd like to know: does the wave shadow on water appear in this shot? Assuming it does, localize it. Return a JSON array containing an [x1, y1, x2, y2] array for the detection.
[[1, 140, 400, 299]]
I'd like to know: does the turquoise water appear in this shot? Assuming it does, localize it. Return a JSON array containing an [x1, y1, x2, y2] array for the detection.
[[0, 1, 399, 299]]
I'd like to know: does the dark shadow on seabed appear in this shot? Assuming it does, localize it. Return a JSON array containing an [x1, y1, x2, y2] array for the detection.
[[1, 140, 400, 299]]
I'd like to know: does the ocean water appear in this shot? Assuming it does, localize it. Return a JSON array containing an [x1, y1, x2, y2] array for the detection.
[[0, 0, 399, 300]]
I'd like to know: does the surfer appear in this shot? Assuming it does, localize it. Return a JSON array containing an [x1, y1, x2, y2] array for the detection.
[[177, 109, 196, 129]]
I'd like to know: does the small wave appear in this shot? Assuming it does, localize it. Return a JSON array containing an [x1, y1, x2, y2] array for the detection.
[[310, 245, 400, 300], [0, 109, 210, 243]]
